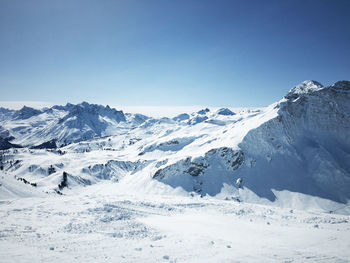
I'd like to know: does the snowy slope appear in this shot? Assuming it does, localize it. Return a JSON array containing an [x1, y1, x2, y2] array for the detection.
[[0, 187, 349, 262], [0, 80, 349, 214]]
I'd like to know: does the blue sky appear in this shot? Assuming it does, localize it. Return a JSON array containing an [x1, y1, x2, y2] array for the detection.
[[0, 0, 349, 108]]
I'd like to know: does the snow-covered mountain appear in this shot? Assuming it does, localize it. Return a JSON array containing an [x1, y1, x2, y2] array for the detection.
[[0, 101, 150, 147], [0, 80, 349, 214]]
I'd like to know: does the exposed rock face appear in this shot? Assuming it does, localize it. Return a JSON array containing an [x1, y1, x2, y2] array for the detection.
[[153, 147, 244, 196], [0, 137, 21, 150], [58, 172, 68, 190], [32, 139, 57, 149], [331, 80, 350, 91]]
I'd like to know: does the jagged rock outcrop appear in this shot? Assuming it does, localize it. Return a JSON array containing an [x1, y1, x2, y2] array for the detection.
[[153, 147, 244, 196]]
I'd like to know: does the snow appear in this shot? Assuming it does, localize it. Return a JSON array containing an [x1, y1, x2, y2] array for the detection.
[[0, 185, 349, 262], [0, 80, 350, 261]]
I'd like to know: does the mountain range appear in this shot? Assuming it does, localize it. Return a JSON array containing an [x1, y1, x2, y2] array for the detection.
[[0, 80, 349, 213]]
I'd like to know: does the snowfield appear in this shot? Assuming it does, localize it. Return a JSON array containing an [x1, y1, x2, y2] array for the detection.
[[0, 184, 349, 262], [0, 183, 350, 262], [1, 80, 350, 262]]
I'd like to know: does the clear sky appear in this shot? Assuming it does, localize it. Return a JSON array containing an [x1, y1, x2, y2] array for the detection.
[[0, 0, 349, 108]]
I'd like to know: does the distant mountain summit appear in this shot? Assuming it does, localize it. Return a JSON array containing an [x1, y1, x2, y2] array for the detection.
[[13, 106, 42, 120], [56, 102, 126, 139], [0, 102, 139, 147], [217, 108, 235, 116], [58, 102, 126, 123]]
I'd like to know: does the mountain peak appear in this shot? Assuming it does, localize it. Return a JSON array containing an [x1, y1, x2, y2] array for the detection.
[[13, 106, 42, 120], [196, 108, 210, 115], [331, 80, 350, 91], [217, 108, 235, 116], [285, 80, 324, 100]]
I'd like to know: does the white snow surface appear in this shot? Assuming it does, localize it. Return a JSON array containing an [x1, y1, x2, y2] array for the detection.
[[0, 184, 349, 262], [1, 80, 350, 262]]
